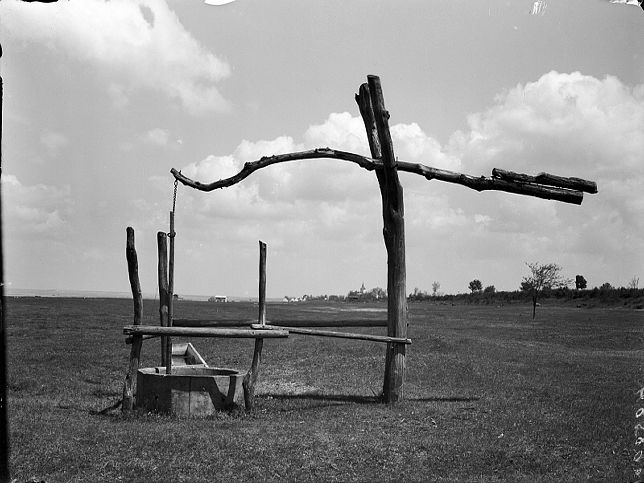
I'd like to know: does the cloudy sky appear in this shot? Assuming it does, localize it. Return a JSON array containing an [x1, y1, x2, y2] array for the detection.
[[0, 0, 642, 299]]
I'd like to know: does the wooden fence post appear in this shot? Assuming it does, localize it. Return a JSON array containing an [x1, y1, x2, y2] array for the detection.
[[357, 76, 407, 403], [157, 232, 170, 370], [243, 240, 266, 409], [122, 227, 143, 412]]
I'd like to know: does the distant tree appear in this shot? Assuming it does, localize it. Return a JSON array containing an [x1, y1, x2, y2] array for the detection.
[[600, 282, 613, 291], [431, 281, 441, 297], [468, 279, 482, 293], [521, 262, 570, 319], [628, 276, 639, 290], [575, 275, 587, 290], [483, 285, 496, 294]]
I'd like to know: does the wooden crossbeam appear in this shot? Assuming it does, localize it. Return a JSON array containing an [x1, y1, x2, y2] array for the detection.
[[251, 324, 412, 345], [123, 325, 289, 339], [171, 152, 597, 205]]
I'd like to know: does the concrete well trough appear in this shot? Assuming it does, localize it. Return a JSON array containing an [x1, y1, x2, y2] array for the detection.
[[136, 366, 244, 416]]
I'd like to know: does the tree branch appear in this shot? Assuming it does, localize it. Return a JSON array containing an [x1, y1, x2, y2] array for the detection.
[[171, 148, 596, 205], [170, 148, 377, 192]]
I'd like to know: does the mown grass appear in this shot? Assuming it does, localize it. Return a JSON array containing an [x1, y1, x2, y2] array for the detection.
[[5, 297, 643, 482]]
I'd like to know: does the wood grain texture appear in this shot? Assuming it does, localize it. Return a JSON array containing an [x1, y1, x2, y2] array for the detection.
[[366, 75, 407, 403], [123, 325, 289, 338], [251, 324, 411, 345]]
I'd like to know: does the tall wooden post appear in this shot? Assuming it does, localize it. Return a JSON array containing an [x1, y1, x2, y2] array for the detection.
[[0, 55, 10, 480], [167, 212, 175, 374], [356, 76, 407, 403], [243, 240, 266, 409], [122, 227, 143, 411], [157, 232, 170, 370]]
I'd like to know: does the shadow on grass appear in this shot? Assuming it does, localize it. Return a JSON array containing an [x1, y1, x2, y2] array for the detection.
[[263, 392, 480, 404]]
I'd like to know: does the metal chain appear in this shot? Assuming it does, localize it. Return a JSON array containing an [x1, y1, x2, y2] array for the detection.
[[172, 178, 178, 214]]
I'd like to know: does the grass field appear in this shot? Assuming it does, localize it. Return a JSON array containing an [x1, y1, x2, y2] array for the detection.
[[5, 297, 644, 482]]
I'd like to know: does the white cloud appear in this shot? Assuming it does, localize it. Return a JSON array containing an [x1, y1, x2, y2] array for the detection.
[[174, 71, 643, 292], [438, 71, 644, 287], [0, 0, 231, 114], [40, 130, 69, 156], [145, 128, 170, 146], [1, 174, 71, 234]]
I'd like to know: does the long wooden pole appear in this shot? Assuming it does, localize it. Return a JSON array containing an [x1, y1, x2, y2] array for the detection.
[[122, 227, 143, 412], [171, 151, 591, 205], [157, 232, 169, 368], [0, 57, 10, 481], [123, 326, 288, 338], [251, 324, 411, 344], [243, 240, 267, 409], [167, 212, 175, 374]]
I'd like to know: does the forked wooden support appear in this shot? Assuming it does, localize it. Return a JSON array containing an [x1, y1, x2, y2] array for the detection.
[[243, 241, 267, 410]]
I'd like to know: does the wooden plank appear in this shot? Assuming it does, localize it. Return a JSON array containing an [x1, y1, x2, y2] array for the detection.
[[171, 342, 208, 367], [123, 325, 289, 338], [173, 318, 388, 328], [251, 324, 411, 345], [122, 227, 143, 412]]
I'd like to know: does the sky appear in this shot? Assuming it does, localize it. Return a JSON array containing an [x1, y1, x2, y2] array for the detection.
[[0, 0, 642, 299]]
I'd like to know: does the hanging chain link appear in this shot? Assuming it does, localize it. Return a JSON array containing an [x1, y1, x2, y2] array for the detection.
[[172, 178, 178, 214]]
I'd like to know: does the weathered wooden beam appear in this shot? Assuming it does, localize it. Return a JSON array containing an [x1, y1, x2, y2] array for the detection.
[[406, 162, 586, 204], [123, 325, 289, 338], [251, 324, 412, 345], [122, 227, 143, 412], [171, 148, 376, 191], [366, 75, 408, 404], [491, 168, 597, 194], [171, 151, 592, 205]]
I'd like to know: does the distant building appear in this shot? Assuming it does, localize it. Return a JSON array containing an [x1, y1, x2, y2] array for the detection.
[[208, 295, 227, 302]]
